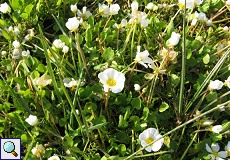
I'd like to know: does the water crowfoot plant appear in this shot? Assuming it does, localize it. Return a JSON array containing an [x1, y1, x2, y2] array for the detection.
[[0, 0, 230, 159]]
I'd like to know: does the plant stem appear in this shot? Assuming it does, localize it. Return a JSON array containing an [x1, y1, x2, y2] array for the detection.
[[178, 7, 186, 116]]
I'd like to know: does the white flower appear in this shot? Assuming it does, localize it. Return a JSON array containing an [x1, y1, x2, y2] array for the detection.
[[12, 48, 21, 59], [33, 74, 52, 87], [225, 76, 230, 88], [22, 50, 30, 57], [48, 155, 60, 160], [223, 26, 229, 31], [98, 68, 125, 93], [211, 125, 223, 134], [131, 1, 139, 11], [12, 40, 21, 49], [70, 4, 78, 13], [226, 0, 230, 5], [139, 128, 164, 152], [76, 109, 79, 115], [63, 78, 77, 88], [197, 12, 207, 21], [62, 45, 69, 53], [25, 115, 38, 126], [137, 12, 150, 27], [8, 26, 13, 32], [201, 120, 214, 126], [14, 27, 20, 36], [113, 19, 127, 30], [206, 143, 227, 160], [0, 2, 11, 13], [146, 2, 154, 10], [1, 50, 7, 56], [53, 39, 65, 49], [110, 4, 120, 15], [209, 80, 223, 90], [178, 0, 194, 9], [168, 32, 181, 46], [206, 19, 212, 26], [134, 84, 141, 91], [191, 18, 198, 26], [98, 4, 110, 17], [24, 28, 35, 41], [134, 46, 154, 68], [66, 17, 81, 32], [194, 0, 203, 6], [77, 6, 91, 20], [31, 144, 45, 157]]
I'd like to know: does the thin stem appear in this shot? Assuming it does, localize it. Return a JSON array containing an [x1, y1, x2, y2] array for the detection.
[[178, 7, 186, 116]]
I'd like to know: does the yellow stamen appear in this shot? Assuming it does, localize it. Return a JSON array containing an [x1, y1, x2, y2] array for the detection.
[[212, 151, 219, 157], [145, 137, 154, 144], [106, 78, 116, 86]]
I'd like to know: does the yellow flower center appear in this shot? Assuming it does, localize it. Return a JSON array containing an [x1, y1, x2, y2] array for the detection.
[[212, 151, 219, 157], [106, 78, 116, 86], [145, 137, 154, 144]]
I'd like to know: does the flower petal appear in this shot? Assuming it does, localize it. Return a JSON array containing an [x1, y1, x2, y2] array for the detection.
[[206, 144, 212, 153], [218, 151, 227, 158], [211, 143, 220, 152]]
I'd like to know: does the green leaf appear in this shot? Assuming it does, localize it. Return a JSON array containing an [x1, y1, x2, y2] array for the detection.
[[222, 121, 230, 133], [36, 64, 46, 73], [203, 54, 210, 64], [56, 0, 62, 6], [21, 134, 28, 142], [2, 30, 11, 40], [59, 118, 67, 127], [171, 74, 180, 85], [0, 19, 7, 28], [63, 135, 74, 148], [102, 47, 114, 61], [159, 102, 169, 112], [142, 107, 149, 120], [88, 122, 108, 130], [118, 144, 126, 156], [206, 92, 217, 102], [131, 97, 141, 110], [10, 0, 24, 10], [118, 115, 128, 128], [210, 133, 222, 142], [166, 20, 174, 37], [20, 4, 34, 20], [85, 28, 92, 43]]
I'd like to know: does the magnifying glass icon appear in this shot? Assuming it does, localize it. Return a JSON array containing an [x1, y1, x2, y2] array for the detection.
[[3, 141, 18, 157]]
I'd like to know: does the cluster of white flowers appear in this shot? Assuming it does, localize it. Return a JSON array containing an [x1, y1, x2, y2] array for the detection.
[[24, 29, 35, 41], [128, 1, 150, 27], [98, 2, 120, 17], [178, 0, 203, 9], [189, 11, 212, 26], [66, 5, 91, 32], [52, 39, 69, 54], [206, 143, 229, 160], [208, 76, 230, 90], [0, 2, 11, 14], [8, 26, 20, 36]]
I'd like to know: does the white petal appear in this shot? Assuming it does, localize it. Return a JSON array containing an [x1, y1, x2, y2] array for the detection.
[[218, 151, 227, 158], [98, 72, 108, 84], [216, 157, 224, 160], [211, 143, 220, 152], [206, 144, 212, 153]]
